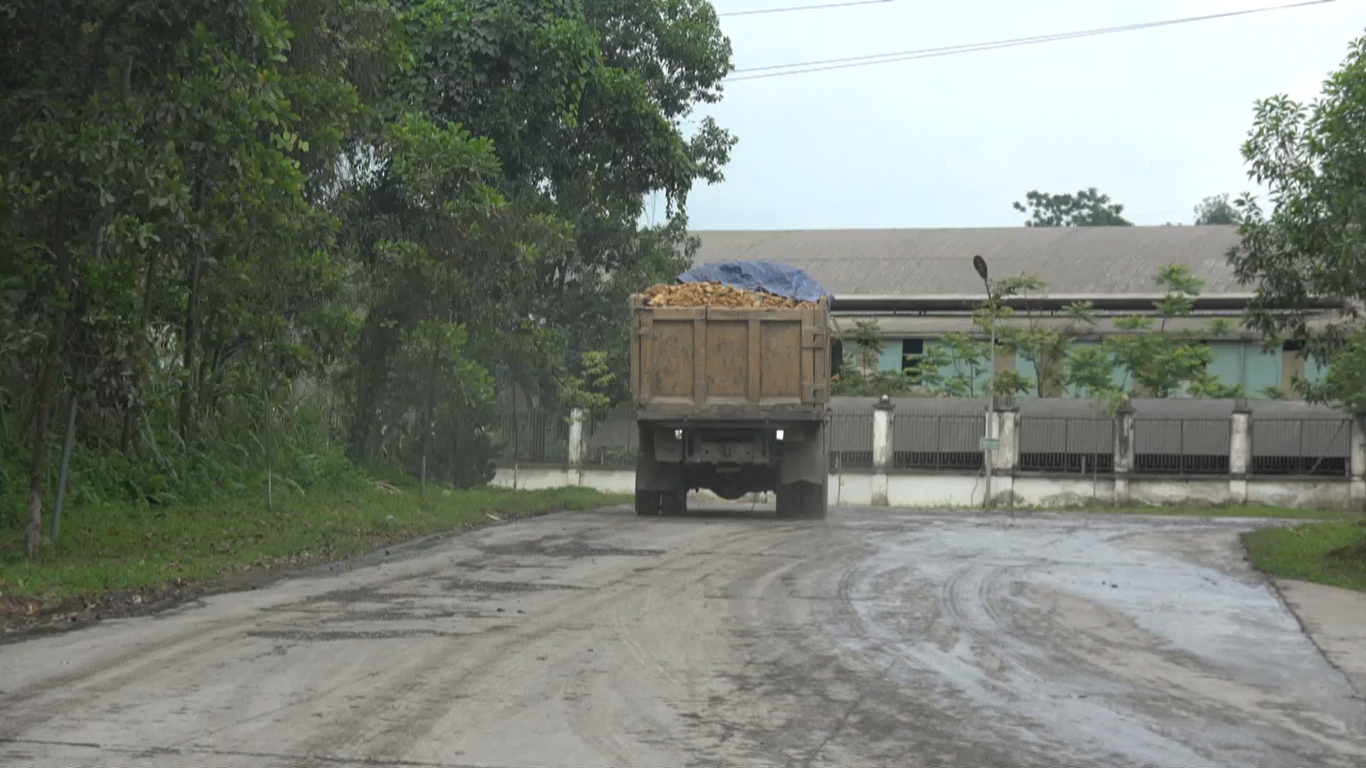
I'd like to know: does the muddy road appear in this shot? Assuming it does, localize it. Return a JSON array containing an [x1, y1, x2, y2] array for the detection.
[[2, 506, 1364, 767]]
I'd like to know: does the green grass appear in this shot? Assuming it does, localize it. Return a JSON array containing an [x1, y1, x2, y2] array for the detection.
[[1, 484, 629, 601], [1092, 504, 1357, 520], [1243, 520, 1366, 592]]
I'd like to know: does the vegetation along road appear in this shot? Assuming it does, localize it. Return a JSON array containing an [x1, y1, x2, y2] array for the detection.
[[3, 504, 1364, 767]]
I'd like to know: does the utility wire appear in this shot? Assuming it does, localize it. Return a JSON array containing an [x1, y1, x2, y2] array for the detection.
[[719, 0, 891, 18], [728, 0, 1335, 81]]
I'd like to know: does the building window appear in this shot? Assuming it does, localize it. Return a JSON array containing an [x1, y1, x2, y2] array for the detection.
[[902, 338, 925, 382]]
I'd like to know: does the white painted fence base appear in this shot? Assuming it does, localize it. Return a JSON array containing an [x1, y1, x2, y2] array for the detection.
[[493, 466, 1357, 510]]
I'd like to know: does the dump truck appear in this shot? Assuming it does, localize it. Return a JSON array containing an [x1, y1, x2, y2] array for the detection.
[[629, 276, 834, 519]]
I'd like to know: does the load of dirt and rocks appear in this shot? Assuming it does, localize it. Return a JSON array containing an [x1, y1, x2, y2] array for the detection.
[[643, 282, 814, 309]]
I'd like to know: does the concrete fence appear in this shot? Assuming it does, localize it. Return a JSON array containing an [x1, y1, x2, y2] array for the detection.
[[491, 398, 1366, 510]]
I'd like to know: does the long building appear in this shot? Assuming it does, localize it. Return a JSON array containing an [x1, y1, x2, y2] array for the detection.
[[691, 225, 1341, 399]]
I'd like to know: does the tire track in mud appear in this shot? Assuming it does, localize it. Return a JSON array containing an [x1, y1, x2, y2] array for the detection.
[[826, 518, 1366, 767], [293, 518, 786, 764], [560, 525, 819, 766], [0, 617, 264, 737]]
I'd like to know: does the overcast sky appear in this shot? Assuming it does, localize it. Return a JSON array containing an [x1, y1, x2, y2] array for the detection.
[[676, 0, 1366, 230]]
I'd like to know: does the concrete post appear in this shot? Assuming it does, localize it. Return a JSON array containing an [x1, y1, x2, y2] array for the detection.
[[991, 401, 1019, 506], [872, 397, 894, 507], [1229, 400, 1251, 505], [1351, 416, 1366, 510], [993, 403, 1020, 473], [567, 408, 586, 485], [1113, 401, 1135, 506]]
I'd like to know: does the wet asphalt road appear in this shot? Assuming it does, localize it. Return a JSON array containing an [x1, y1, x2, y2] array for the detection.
[[2, 505, 1364, 767]]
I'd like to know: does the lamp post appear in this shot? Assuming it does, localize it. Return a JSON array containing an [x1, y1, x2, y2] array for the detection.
[[972, 255, 995, 509]]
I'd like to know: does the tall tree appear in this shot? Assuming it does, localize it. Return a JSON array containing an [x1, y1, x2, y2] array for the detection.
[[1013, 188, 1133, 227], [1193, 194, 1241, 225], [1230, 33, 1366, 413], [1, 0, 400, 558]]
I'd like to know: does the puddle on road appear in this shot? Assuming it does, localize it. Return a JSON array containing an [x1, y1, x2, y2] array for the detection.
[[441, 579, 588, 594], [478, 538, 665, 559]]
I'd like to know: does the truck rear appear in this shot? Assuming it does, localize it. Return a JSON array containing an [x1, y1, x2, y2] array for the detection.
[[629, 290, 833, 519]]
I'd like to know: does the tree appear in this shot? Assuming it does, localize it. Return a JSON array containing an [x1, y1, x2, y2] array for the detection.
[[1, 0, 736, 561], [991, 276, 1096, 397], [911, 291, 1030, 398], [1193, 193, 1242, 226], [1, 0, 382, 558], [1230, 33, 1366, 413], [1067, 266, 1242, 401], [830, 320, 921, 397], [1012, 188, 1133, 227]]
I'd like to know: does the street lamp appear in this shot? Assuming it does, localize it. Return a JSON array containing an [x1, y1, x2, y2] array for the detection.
[[972, 255, 995, 509]]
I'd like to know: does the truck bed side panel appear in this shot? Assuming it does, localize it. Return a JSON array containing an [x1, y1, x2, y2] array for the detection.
[[631, 299, 830, 417]]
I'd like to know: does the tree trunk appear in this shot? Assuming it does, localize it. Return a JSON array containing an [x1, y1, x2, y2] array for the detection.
[[26, 331, 61, 560], [179, 242, 204, 448], [420, 338, 439, 498], [52, 391, 78, 545], [348, 315, 394, 464], [120, 249, 158, 455], [26, 226, 72, 560], [264, 386, 273, 511]]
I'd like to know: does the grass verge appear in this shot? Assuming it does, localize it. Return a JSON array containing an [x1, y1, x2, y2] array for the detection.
[[1, 484, 629, 602], [1242, 520, 1366, 593], [1091, 504, 1357, 520]]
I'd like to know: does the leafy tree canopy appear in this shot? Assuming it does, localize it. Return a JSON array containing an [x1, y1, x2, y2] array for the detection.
[[1012, 187, 1133, 227], [1230, 32, 1366, 413]]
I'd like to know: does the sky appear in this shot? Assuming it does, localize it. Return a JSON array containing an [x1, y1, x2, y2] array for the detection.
[[675, 0, 1366, 230]]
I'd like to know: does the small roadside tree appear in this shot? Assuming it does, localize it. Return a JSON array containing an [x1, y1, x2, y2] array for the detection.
[[1094, 266, 1243, 399]]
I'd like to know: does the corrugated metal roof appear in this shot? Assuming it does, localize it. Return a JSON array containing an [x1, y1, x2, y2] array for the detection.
[[690, 226, 1244, 296]]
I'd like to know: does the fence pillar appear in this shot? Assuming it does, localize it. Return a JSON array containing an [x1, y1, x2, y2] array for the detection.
[[1229, 400, 1251, 505], [567, 408, 586, 485], [988, 402, 1019, 506], [1113, 401, 1135, 506], [1352, 416, 1366, 510], [993, 403, 1020, 473], [872, 397, 894, 507]]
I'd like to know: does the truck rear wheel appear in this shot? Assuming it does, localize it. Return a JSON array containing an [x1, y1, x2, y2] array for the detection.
[[661, 490, 687, 516], [776, 485, 802, 519], [777, 481, 827, 520], [635, 490, 661, 516], [805, 478, 829, 520]]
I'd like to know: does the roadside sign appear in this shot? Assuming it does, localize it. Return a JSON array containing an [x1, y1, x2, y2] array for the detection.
[[979, 437, 1000, 450]]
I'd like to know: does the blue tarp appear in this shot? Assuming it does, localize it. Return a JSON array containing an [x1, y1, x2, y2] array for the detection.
[[677, 260, 832, 303]]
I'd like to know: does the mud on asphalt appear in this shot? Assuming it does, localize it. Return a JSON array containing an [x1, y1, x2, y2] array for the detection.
[[0, 504, 602, 644]]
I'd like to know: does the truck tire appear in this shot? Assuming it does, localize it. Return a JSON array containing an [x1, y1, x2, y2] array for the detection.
[[635, 490, 661, 516], [661, 490, 687, 516], [805, 478, 829, 520], [776, 485, 802, 519]]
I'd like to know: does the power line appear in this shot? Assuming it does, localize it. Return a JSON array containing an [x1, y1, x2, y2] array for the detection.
[[719, 0, 891, 18], [727, 0, 1335, 81]]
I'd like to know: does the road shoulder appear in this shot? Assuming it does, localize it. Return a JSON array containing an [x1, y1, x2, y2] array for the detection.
[[1276, 578, 1366, 700]]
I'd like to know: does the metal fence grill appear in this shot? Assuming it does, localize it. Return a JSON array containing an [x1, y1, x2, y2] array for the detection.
[[498, 407, 569, 464], [892, 410, 985, 471], [1133, 417, 1230, 475], [1251, 417, 1351, 476], [829, 411, 874, 469], [585, 404, 639, 467], [1018, 415, 1115, 473]]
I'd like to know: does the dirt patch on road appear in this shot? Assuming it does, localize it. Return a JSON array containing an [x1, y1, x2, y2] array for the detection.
[[0, 557, 304, 644], [0, 506, 589, 644]]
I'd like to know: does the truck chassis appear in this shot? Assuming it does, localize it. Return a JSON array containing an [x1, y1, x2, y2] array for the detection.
[[633, 418, 829, 519]]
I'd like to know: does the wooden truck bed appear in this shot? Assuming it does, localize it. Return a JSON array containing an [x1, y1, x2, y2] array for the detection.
[[629, 296, 832, 421]]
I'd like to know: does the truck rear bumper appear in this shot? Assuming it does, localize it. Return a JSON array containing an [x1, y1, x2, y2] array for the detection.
[[635, 407, 828, 425]]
